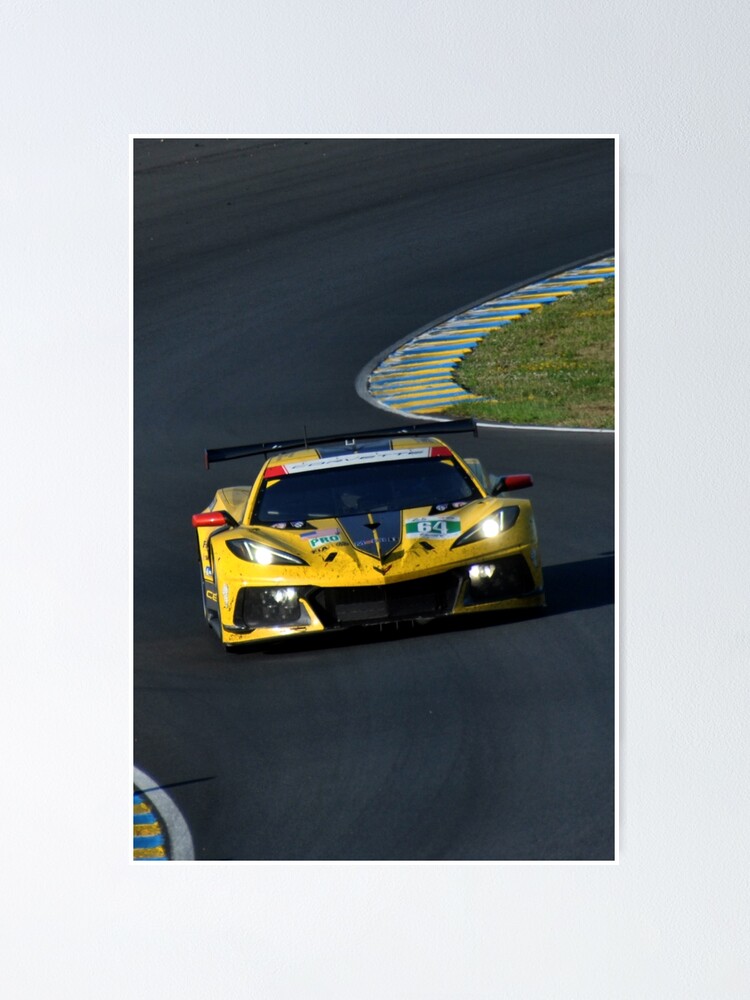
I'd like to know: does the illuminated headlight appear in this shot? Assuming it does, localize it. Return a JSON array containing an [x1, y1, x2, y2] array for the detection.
[[452, 506, 520, 548], [269, 587, 298, 605], [469, 564, 496, 582], [226, 538, 308, 565], [261, 587, 300, 619]]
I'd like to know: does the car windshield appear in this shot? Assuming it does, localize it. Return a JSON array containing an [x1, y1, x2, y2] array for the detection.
[[253, 456, 480, 522]]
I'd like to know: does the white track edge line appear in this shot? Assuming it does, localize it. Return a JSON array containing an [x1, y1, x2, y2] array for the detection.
[[133, 766, 196, 861], [359, 397, 613, 433]]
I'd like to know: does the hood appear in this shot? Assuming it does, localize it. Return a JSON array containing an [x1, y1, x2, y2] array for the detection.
[[245, 497, 506, 578]]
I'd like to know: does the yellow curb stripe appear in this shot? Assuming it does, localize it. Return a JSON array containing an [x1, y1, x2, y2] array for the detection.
[[411, 336, 481, 345], [134, 822, 163, 837], [134, 847, 168, 859], [374, 380, 459, 390], [396, 348, 474, 357], [445, 313, 523, 324], [437, 325, 514, 334], [377, 362, 455, 372], [550, 277, 605, 285], [384, 388, 467, 399], [509, 292, 574, 299]]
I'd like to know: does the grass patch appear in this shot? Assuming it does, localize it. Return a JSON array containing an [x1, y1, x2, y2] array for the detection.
[[439, 279, 614, 428]]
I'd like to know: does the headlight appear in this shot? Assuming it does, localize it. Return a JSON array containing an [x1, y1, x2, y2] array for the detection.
[[451, 506, 520, 548], [225, 538, 308, 566]]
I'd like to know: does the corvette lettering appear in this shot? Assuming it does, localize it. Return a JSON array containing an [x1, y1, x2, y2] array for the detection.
[[350, 536, 398, 547]]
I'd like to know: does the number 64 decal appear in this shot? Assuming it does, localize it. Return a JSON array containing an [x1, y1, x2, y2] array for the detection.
[[405, 517, 461, 537]]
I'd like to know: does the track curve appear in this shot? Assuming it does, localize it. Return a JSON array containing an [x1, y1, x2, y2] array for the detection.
[[134, 138, 615, 860]]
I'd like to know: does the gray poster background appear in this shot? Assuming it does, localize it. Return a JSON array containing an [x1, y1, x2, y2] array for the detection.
[[3, 2, 748, 997]]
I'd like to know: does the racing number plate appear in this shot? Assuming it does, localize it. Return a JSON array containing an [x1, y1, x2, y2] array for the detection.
[[405, 517, 461, 539]]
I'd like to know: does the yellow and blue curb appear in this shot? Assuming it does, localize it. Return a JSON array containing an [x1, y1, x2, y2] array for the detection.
[[362, 256, 615, 417], [133, 767, 195, 861], [133, 789, 168, 860]]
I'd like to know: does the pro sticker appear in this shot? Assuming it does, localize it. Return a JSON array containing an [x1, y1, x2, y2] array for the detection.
[[309, 532, 342, 549]]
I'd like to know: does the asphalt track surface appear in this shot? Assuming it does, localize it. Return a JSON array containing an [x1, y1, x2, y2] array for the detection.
[[134, 138, 615, 861]]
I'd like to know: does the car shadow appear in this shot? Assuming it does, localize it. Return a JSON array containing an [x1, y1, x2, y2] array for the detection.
[[541, 551, 615, 615], [230, 551, 615, 656]]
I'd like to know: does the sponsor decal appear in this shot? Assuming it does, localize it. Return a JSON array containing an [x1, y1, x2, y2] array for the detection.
[[405, 517, 461, 538], [350, 535, 399, 548], [306, 531, 342, 549], [284, 448, 432, 473]]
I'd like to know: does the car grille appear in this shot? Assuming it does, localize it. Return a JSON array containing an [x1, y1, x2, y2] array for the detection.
[[308, 574, 461, 626]]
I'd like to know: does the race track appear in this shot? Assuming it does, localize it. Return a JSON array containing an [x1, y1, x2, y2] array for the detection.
[[134, 138, 615, 860]]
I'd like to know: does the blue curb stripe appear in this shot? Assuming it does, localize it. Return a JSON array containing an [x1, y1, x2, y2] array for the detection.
[[418, 336, 483, 345], [380, 387, 476, 399], [371, 377, 454, 387], [400, 342, 477, 352], [364, 256, 615, 418], [468, 308, 534, 316], [373, 373, 459, 383], [398, 345, 472, 354], [134, 835, 166, 849], [382, 356, 461, 364], [381, 389, 479, 404], [134, 787, 168, 860], [384, 388, 472, 400], [488, 296, 562, 304], [374, 368, 453, 377], [440, 320, 515, 330]]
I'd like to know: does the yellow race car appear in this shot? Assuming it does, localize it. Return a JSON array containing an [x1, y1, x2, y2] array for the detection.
[[192, 419, 544, 650]]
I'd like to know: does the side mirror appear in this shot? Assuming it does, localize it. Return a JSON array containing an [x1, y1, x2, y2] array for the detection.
[[191, 510, 238, 528], [491, 474, 533, 495]]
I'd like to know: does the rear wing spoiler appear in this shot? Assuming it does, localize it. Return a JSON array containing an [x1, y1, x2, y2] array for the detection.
[[204, 418, 478, 468]]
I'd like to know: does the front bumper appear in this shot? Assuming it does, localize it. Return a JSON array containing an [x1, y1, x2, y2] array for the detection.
[[219, 545, 544, 646]]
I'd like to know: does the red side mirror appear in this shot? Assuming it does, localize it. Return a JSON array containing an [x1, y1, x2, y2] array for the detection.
[[492, 474, 533, 495], [192, 511, 229, 528]]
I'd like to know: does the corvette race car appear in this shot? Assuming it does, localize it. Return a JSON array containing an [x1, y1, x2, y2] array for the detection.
[[192, 419, 544, 649]]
